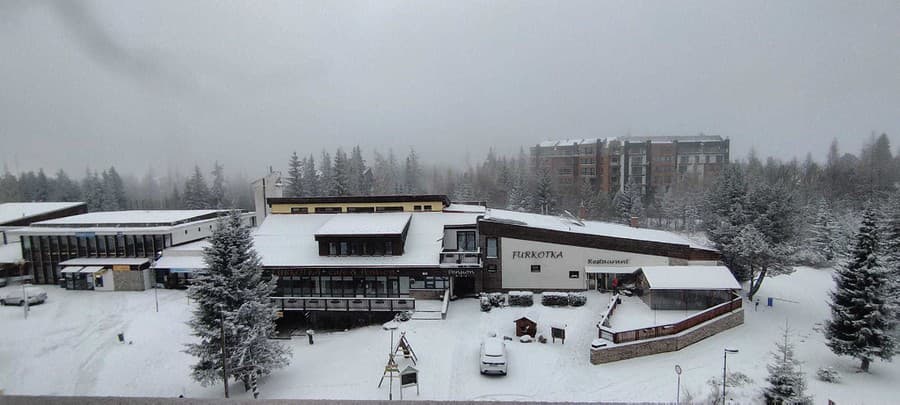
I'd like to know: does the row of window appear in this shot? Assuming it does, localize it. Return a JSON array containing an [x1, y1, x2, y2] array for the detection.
[[328, 240, 394, 256], [274, 275, 450, 297], [290, 205, 433, 214], [528, 265, 580, 279], [678, 155, 724, 164]]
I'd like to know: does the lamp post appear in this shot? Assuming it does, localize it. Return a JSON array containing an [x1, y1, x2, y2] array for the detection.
[[674, 364, 682, 405], [722, 348, 739, 404], [382, 320, 400, 400]]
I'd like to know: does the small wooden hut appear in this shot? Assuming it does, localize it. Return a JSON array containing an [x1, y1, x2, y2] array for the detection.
[[514, 316, 537, 337]]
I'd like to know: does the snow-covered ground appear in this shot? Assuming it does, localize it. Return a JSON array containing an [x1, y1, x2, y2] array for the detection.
[[1, 267, 897, 403]]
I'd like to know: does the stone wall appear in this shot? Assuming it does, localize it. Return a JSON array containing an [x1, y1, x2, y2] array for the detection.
[[113, 270, 149, 291], [409, 289, 444, 300], [590, 309, 744, 364]]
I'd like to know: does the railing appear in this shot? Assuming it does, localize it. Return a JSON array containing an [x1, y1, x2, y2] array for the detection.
[[601, 295, 742, 344], [596, 294, 621, 341], [270, 296, 415, 312], [441, 289, 450, 320], [439, 248, 482, 267]]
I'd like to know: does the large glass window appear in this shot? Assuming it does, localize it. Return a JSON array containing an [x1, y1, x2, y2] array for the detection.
[[457, 231, 476, 251], [97, 235, 107, 256], [486, 238, 498, 258]]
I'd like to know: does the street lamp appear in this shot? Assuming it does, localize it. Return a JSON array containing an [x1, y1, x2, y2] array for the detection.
[[674, 364, 682, 405], [382, 320, 400, 400], [722, 348, 739, 404]]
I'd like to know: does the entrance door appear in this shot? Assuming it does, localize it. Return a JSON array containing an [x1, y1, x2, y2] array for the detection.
[[453, 277, 475, 297]]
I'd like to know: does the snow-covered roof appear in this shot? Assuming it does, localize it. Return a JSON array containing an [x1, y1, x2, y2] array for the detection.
[[640, 266, 740, 290], [444, 204, 488, 214], [254, 212, 480, 268], [483, 209, 715, 251], [0, 241, 22, 264], [33, 210, 226, 227], [154, 255, 206, 270], [59, 257, 150, 266], [314, 213, 411, 237], [0, 202, 85, 225], [537, 138, 599, 147]]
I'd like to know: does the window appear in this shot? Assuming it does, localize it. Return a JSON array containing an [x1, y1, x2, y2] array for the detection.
[[290, 207, 309, 214], [558, 168, 573, 175], [329, 242, 337, 256], [340, 241, 349, 256], [716, 155, 723, 163], [530, 265, 541, 273], [423, 205, 433, 211], [487, 264, 498, 273], [413, 205, 422, 211], [385, 241, 393, 255], [569, 271, 580, 279], [457, 231, 476, 251], [314, 207, 342, 213], [375, 206, 404, 212], [486, 238, 498, 258], [580, 157, 595, 165], [346, 206, 374, 213], [705, 155, 711, 163], [581, 167, 596, 176]]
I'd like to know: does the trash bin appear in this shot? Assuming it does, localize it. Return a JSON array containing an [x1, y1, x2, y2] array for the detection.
[[117, 333, 125, 343], [306, 329, 315, 345], [767, 297, 774, 307]]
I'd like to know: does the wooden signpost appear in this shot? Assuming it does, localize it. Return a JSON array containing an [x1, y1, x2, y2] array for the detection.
[[399, 365, 419, 400], [551, 323, 567, 344]]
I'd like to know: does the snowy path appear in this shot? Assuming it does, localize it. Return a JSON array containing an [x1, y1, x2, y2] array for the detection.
[[1, 268, 897, 403]]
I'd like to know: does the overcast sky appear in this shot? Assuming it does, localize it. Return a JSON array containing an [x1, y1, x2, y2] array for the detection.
[[1, 0, 899, 177]]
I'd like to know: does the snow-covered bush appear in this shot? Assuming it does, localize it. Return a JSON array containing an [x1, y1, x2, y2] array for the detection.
[[537, 335, 547, 344], [508, 291, 534, 306], [816, 367, 841, 383], [394, 311, 413, 322], [488, 292, 505, 307], [541, 292, 569, 306], [567, 292, 587, 307], [519, 335, 533, 343], [479, 295, 492, 312]]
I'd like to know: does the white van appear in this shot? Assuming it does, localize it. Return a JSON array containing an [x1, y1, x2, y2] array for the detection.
[[479, 338, 508, 375], [1, 286, 48, 306]]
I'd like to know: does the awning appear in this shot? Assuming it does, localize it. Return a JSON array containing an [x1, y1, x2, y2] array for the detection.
[[169, 268, 195, 274], [60, 266, 84, 274], [79, 266, 105, 274], [584, 266, 640, 274]]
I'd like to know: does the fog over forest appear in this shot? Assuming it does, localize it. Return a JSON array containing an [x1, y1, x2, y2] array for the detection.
[[2, 1, 899, 178]]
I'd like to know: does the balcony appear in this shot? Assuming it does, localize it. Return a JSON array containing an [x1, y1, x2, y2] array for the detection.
[[270, 296, 416, 312], [439, 248, 482, 268]]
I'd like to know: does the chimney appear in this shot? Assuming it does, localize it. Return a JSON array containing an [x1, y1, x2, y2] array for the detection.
[[629, 216, 640, 228]]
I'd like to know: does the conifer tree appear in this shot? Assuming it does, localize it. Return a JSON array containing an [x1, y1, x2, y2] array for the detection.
[[763, 324, 811, 405], [183, 165, 212, 209], [50, 169, 82, 202], [210, 162, 227, 208], [825, 207, 897, 371], [533, 167, 556, 215], [185, 211, 290, 398], [82, 170, 105, 211], [319, 151, 334, 196], [102, 167, 127, 210], [301, 155, 319, 197], [404, 148, 422, 194], [0, 167, 21, 203], [286, 152, 303, 198], [331, 148, 351, 196]]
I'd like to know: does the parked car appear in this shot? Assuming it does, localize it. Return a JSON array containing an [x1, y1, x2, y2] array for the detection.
[[479, 338, 508, 375], [0, 277, 7, 287], [1, 286, 48, 306]]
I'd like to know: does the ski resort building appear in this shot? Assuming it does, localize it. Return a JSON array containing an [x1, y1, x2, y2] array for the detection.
[[255, 195, 734, 320], [0, 202, 88, 279], [8, 210, 254, 288]]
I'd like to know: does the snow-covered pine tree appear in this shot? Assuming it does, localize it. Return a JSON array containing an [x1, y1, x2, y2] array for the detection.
[[825, 207, 897, 371], [404, 148, 422, 194], [301, 155, 319, 197], [884, 191, 900, 327], [82, 170, 105, 211], [319, 151, 334, 196], [183, 165, 212, 209], [807, 198, 840, 265], [332, 148, 351, 196], [533, 167, 556, 215], [210, 162, 227, 208], [101, 167, 127, 210], [453, 172, 476, 202], [612, 183, 643, 223], [286, 152, 303, 198], [763, 323, 811, 405], [185, 211, 291, 398]]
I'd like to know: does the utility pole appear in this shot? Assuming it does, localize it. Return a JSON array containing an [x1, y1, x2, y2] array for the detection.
[[221, 306, 229, 398], [722, 348, 738, 404]]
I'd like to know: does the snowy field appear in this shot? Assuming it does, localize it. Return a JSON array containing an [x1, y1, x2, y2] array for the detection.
[[1, 267, 897, 403]]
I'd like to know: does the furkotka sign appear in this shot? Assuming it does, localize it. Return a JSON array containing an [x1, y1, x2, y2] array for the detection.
[[511, 250, 564, 259]]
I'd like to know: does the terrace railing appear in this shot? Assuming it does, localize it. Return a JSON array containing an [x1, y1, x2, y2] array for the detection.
[[270, 296, 415, 313], [598, 294, 742, 344], [439, 248, 482, 268]]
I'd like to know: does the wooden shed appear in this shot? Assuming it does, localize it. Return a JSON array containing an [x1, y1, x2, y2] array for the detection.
[[514, 316, 537, 337]]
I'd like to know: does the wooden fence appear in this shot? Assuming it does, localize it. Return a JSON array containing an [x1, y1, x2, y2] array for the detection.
[[598, 294, 742, 344]]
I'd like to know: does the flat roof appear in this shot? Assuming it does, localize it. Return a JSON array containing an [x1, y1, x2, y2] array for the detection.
[[0, 202, 86, 225], [154, 255, 206, 270], [32, 210, 227, 227], [254, 211, 480, 268], [640, 266, 740, 290], [59, 257, 150, 266], [314, 213, 411, 238], [537, 138, 599, 147], [483, 209, 715, 251], [267, 194, 451, 207]]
